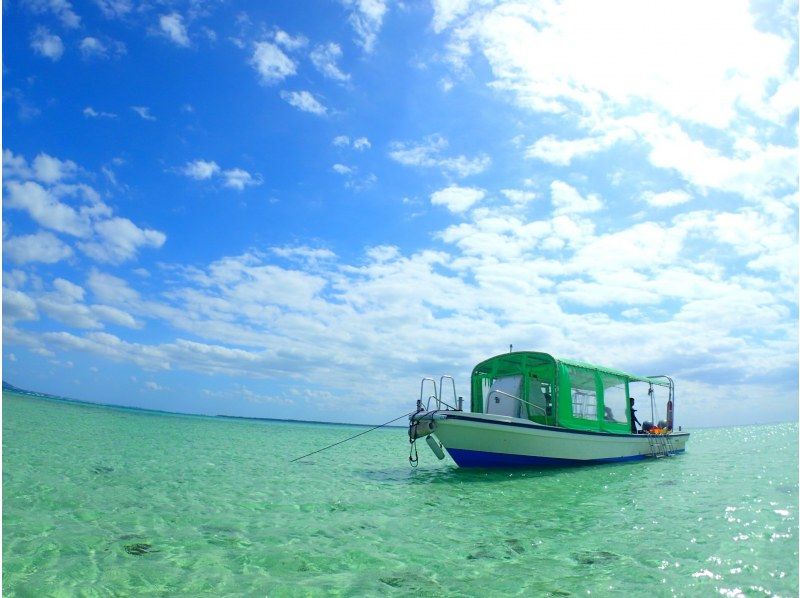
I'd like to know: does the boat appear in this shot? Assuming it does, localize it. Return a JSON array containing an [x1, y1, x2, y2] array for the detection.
[[408, 351, 689, 468]]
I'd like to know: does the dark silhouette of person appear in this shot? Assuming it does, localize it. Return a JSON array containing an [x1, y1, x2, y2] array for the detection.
[[629, 397, 641, 434]]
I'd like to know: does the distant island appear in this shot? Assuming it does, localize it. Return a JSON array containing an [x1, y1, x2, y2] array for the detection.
[[2, 381, 394, 428]]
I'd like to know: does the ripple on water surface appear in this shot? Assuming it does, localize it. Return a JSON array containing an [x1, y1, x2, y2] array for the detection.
[[3, 391, 798, 596]]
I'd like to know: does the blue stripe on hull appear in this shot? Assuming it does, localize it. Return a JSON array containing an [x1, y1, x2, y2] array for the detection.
[[447, 448, 685, 468]]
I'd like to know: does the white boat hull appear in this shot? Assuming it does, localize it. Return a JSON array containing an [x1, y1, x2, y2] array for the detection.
[[415, 411, 689, 468]]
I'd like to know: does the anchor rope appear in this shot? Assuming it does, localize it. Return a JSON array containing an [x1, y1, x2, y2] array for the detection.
[[289, 410, 417, 463]]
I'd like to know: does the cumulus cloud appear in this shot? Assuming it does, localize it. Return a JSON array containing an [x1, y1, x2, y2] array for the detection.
[[4, 181, 91, 237], [79, 36, 125, 59], [433, 0, 797, 209], [4, 150, 167, 264], [25, 0, 80, 28], [32, 153, 78, 183], [79, 217, 166, 264], [2, 288, 39, 323], [311, 43, 350, 81], [95, 0, 132, 19], [343, 0, 387, 53], [438, 0, 795, 129], [280, 90, 327, 115], [526, 132, 631, 166], [550, 181, 603, 215], [3, 231, 73, 264], [642, 190, 692, 208], [333, 135, 371, 150], [501, 189, 537, 204], [159, 12, 190, 47], [182, 160, 220, 180], [273, 29, 307, 51], [251, 42, 296, 84], [430, 185, 486, 213], [332, 163, 353, 175], [222, 168, 261, 190], [31, 27, 64, 60], [177, 159, 261, 190], [389, 134, 490, 177]]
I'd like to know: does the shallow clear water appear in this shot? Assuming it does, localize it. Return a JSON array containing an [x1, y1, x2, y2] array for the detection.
[[3, 391, 798, 596]]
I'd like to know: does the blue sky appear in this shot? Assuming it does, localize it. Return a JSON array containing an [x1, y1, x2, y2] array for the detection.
[[2, 0, 798, 427]]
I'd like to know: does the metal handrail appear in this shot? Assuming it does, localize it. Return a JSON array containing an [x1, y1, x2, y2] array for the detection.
[[419, 378, 438, 409], [489, 389, 548, 416], [425, 395, 458, 411], [439, 375, 457, 409]]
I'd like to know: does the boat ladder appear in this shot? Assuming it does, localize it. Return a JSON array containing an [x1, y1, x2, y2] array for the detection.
[[647, 433, 675, 458]]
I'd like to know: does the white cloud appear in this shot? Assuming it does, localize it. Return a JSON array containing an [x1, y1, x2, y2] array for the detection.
[[91, 304, 140, 328], [501, 189, 536, 204], [131, 106, 156, 121], [159, 12, 190, 47], [311, 43, 350, 82], [3, 149, 167, 265], [333, 135, 350, 147], [343, 0, 388, 53], [642, 190, 692, 208], [32, 153, 77, 183], [80, 37, 105, 58], [182, 160, 220, 180], [430, 185, 486, 213], [432, 0, 472, 33], [177, 160, 260, 190], [88, 270, 140, 304], [332, 164, 353, 175], [353, 137, 371, 150], [526, 132, 630, 166], [223, 168, 261, 190], [433, 0, 797, 208], [38, 284, 102, 329], [389, 134, 490, 177], [635, 117, 797, 199], [3, 149, 33, 179], [53, 278, 85, 301], [442, 0, 794, 129], [2, 288, 39, 323], [79, 36, 125, 59], [3, 231, 73, 264], [251, 42, 296, 84], [550, 181, 603, 215], [26, 0, 80, 28], [95, 0, 131, 19], [280, 90, 327, 116], [83, 107, 117, 118], [31, 27, 64, 61], [79, 217, 166, 264], [4, 181, 91, 237], [273, 29, 307, 51]]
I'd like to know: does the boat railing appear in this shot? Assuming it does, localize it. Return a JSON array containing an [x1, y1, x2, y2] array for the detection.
[[419, 376, 461, 411], [440, 375, 458, 409]]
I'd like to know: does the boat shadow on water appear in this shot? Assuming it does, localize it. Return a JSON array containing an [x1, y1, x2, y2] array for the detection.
[[358, 457, 669, 486]]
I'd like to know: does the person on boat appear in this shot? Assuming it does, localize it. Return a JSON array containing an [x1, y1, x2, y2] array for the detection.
[[629, 397, 641, 434]]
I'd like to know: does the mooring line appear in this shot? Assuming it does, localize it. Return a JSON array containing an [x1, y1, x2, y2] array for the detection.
[[289, 410, 417, 463]]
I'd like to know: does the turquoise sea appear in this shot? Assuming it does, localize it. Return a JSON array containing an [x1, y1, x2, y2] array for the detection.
[[3, 390, 798, 596]]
